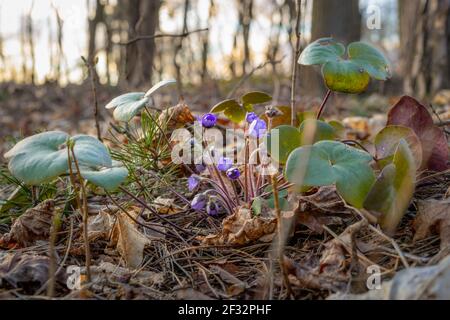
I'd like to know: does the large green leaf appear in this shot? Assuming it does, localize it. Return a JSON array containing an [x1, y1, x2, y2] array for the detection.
[[80, 161, 128, 191], [210, 99, 241, 113], [298, 38, 345, 65], [299, 38, 391, 94], [241, 91, 272, 105], [285, 141, 375, 208], [4, 131, 70, 185], [364, 139, 416, 235], [298, 119, 336, 145], [71, 135, 112, 168], [266, 125, 302, 164], [4, 131, 127, 189], [374, 125, 422, 169], [322, 60, 370, 94], [348, 42, 391, 81]]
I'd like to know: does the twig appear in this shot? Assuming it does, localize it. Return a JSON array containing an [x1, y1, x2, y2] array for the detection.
[[118, 28, 208, 46], [81, 56, 102, 142], [46, 209, 62, 297], [227, 57, 285, 99], [290, 0, 302, 126], [69, 144, 91, 282], [270, 175, 293, 299]]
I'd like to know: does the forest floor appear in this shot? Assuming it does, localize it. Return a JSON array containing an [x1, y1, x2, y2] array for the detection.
[[0, 82, 449, 300]]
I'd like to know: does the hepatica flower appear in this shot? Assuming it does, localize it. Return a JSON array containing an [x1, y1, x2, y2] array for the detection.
[[191, 193, 207, 211], [206, 198, 221, 217], [217, 156, 233, 172], [195, 163, 206, 173], [201, 113, 217, 128], [187, 175, 200, 191], [226, 167, 241, 180], [246, 112, 258, 123], [249, 119, 267, 138]]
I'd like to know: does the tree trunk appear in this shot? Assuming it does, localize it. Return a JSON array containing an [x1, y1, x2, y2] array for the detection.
[[125, 0, 161, 88], [399, 0, 450, 99], [301, 0, 361, 97]]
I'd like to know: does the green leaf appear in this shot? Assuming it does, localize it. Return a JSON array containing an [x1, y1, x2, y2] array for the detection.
[[80, 162, 128, 191], [328, 120, 346, 139], [4, 131, 123, 188], [298, 119, 336, 145], [112, 97, 149, 122], [144, 79, 176, 97], [224, 104, 246, 123], [322, 60, 370, 94], [364, 139, 416, 235], [72, 135, 112, 168], [266, 125, 302, 164], [251, 197, 263, 216], [298, 37, 345, 66], [299, 38, 391, 94], [105, 92, 145, 110], [264, 186, 289, 211], [4, 131, 70, 185], [241, 91, 272, 105], [348, 42, 391, 81], [285, 141, 375, 208], [374, 125, 422, 169], [210, 99, 241, 113]]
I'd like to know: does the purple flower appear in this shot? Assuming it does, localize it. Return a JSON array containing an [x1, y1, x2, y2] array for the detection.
[[191, 193, 207, 211], [195, 164, 206, 173], [226, 167, 241, 180], [217, 157, 233, 172], [249, 119, 267, 138], [246, 112, 259, 123], [201, 113, 217, 128], [188, 175, 200, 191], [206, 199, 221, 217]]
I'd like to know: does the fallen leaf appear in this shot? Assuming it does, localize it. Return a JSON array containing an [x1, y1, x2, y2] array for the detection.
[[202, 207, 276, 246], [152, 197, 184, 215], [0, 253, 64, 293], [0, 200, 56, 248], [329, 254, 450, 300], [110, 212, 151, 269], [86, 209, 115, 241], [158, 102, 195, 133], [387, 95, 448, 171], [413, 199, 450, 254]]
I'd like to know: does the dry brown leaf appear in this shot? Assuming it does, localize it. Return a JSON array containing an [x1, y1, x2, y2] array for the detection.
[[296, 212, 343, 234], [110, 212, 151, 269], [175, 287, 214, 300], [0, 252, 63, 293], [201, 207, 276, 246], [158, 102, 195, 133], [0, 200, 56, 248], [87, 209, 115, 242], [152, 197, 184, 215], [413, 199, 450, 252]]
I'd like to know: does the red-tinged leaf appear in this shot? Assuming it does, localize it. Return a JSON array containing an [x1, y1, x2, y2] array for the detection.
[[387, 96, 448, 171]]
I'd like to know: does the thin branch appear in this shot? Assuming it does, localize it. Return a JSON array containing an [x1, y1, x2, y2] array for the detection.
[[118, 28, 209, 46], [290, 0, 302, 126], [81, 56, 102, 141]]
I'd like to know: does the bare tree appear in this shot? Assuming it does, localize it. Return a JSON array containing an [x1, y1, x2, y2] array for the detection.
[[124, 0, 161, 88], [174, 0, 190, 97], [399, 0, 450, 99], [87, 0, 105, 80]]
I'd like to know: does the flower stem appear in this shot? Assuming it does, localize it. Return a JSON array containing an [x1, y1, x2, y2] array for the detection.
[[316, 89, 332, 120]]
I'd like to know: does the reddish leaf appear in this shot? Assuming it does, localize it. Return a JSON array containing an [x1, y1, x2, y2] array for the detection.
[[387, 96, 448, 171]]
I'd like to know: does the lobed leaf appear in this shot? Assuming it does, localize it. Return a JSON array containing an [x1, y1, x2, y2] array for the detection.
[[364, 139, 416, 235], [285, 141, 375, 208], [241, 91, 272, 105], [265, 125, 302, 164]]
